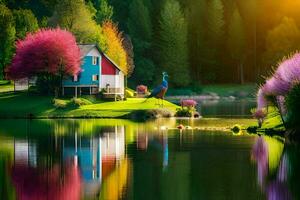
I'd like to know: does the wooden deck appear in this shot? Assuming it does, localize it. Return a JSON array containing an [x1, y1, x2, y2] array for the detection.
[[103, 88, 124, 101]]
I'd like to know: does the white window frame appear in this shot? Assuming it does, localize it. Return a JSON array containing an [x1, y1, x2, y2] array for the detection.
[[92, 74, 99, 81], [73, 75, 78, 82], [92, 56, 97, 65]]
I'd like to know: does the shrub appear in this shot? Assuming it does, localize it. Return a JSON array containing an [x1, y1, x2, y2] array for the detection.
[[129, 109, 173, 121], [251, 108, 267, 127], [70, 98, 92, 108], [180, 99, 197, 108], [81, 95, 100, 103], [136, 85, 148, 94], [126, 88, 135, 98], [52, 98, 68, 109], [231, 124, 242, 135], [175, 107, 193, 117]]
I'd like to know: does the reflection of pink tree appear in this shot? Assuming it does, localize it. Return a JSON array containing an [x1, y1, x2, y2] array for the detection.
[[252, 136, 269, 187], [277, 153, 289, 182], [252, 137, 292, 200], [267, 181, 291, 200], [11, 159, 81, 200], [137, 133, 148, 150], [266, 152, 291, 200]]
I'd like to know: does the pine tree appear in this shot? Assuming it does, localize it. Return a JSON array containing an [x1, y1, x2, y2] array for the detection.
[[0, 4, 15, 79], [127, 0, 155, 86], [13, 9, 39, 39], [127, 0, 152, 45], [264, 17, 300, 68], [207, 0, 225, 47], [186, 0, 207, 82], [50, 0, 106, 49], [159, 0, 190, 87], [96, 0, 113, 23], [227, 6, 246, 84], [205, 0, 225, 82]]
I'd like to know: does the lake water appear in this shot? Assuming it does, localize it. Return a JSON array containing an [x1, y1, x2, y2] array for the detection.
[[0, 118, 299, 200], [199, 100, 256, 118], [167, 99, 256, 117]]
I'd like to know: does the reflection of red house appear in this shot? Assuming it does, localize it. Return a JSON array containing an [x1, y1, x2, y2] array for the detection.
[[102, 158, 116, 179], [101, 126, 125, 179], [137, 134, 148, 150], [62, 126, 125, 197]]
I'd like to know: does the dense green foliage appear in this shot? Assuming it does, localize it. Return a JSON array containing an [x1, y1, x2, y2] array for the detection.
[[227, 6, 246, 84], [286, 84, 300, 129], [264, 17, 300, 67], [0, 4, 15, 79], [49, 0, 106, 48], [159, 0, 190, 87], [2, 0, 300, 87], [127, 0, 155, 86], [95, 0, 113, 23], [13, 9, 39, 39]]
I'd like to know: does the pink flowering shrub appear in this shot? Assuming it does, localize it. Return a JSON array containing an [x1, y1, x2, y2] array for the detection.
[[257, 88, 268, 110], [181, 99, 197, 108], [7, 28, 81, 94], [253, 109, 267, 120], [252, 109, 267, 127], [175, 99, 198, 117], [256, 53, 300, 128], [136, 85, 148, 94], [8, 28, 81, 79]]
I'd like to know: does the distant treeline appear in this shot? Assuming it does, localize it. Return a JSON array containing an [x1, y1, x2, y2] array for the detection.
[[1, 0, 300, 87]]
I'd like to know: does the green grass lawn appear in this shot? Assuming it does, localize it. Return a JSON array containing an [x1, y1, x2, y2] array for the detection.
[[0, 80, 14, 93], [0, 92, 179, 118], [261, 106, 285, 131]]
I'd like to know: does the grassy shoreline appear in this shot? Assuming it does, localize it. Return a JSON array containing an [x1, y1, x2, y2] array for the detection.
[[0, 91, 179, 119]]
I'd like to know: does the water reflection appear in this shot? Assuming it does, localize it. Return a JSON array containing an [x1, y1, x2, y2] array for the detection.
[[12, 158, 81, 200], [199, 100, 256, 117], [0, 121, 133, 200], [251, 136, 300, 200], [0, 119, 300, 200]]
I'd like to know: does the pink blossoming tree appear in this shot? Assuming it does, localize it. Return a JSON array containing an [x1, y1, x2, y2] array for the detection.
[[256, 52, 300, 129], [7, 28, 81, 95]]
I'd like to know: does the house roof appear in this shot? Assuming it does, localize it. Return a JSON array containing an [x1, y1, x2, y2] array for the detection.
[[101, 53, 124, 73], [78, 44, 98, 58], [78, 44, 125, 73]]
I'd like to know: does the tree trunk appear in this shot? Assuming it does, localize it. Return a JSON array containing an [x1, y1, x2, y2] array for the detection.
[[240, 62, 244, 84], [1, 62, 5, 80]]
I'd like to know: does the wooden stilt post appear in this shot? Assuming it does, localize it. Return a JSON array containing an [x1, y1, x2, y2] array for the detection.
[[79, 87, 81, 96], [89, 86, 92, 95], [75, 86, 77, 98], [62, 87, 65, 96]]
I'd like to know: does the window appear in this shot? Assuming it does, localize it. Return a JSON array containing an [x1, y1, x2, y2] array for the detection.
[[73, 75, 78, 82], [92, 56, 98, 65], [92, 75, 99, 81]]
